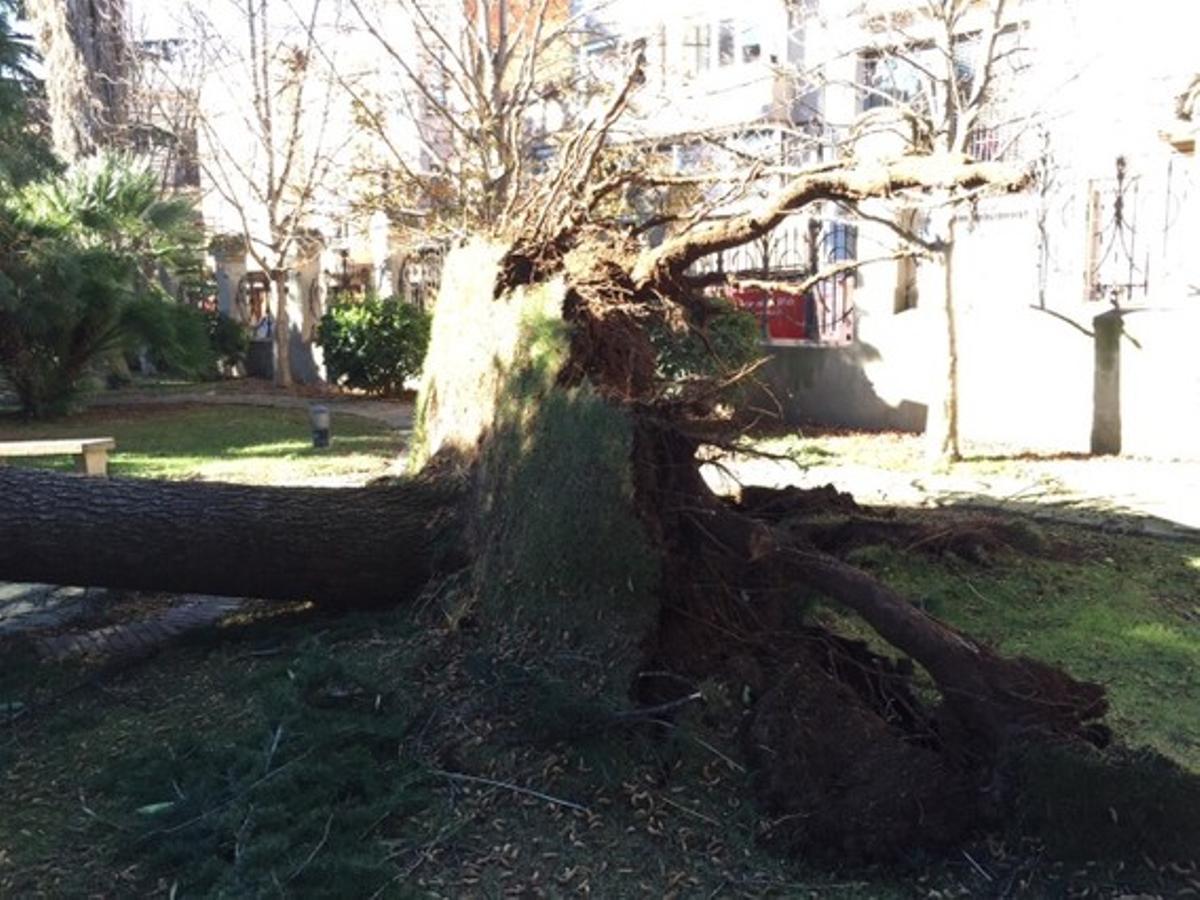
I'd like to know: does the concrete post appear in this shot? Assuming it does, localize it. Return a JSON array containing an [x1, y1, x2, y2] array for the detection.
[[213, 251, 248, 321], [1090, 309, 1123, 455]]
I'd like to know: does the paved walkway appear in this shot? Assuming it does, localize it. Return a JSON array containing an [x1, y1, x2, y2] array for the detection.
[[0, 583, 242, 663], [704, 450, 1200, 541], [89, 387, 414, 430]]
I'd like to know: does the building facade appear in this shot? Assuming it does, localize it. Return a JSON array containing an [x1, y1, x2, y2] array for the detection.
[[591, 0, 1200, 456]]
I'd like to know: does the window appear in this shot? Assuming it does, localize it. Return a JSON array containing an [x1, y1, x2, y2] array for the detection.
[[952, 37, 977, 100], [823, 221, 858, 263], [968, 124, 1001, 161], [741, 23, 762, 63], [718, 19, 735, 66], [683, 22, 711, 75], [859, 54, 921, 112], [786, 5, 806, 68]]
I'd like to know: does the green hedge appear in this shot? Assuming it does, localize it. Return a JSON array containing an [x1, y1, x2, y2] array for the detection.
[[317, 296, 431, 395]]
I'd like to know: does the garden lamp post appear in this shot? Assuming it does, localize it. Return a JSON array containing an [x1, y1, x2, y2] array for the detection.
[[310, 404, 331, 449]]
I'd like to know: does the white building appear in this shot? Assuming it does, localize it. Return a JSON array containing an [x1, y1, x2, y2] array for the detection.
[[129, 0, 450, 382], [582, 0, 1200, 456]]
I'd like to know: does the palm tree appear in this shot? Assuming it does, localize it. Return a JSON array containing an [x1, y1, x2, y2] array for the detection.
[[0, 155, 206, 416]]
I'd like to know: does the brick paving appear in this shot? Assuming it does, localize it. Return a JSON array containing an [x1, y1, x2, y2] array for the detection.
[[0, 584, 105, 636], [35, 595, 243, 663]]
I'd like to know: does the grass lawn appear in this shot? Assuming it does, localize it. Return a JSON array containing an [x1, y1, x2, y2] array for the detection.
[[2, 419, 1198, 894], [0, 403, 405, 485], [833, 529, 1200, 774], [2, 520, 1198, 895]]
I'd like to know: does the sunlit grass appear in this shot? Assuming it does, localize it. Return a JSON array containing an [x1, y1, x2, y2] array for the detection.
[[840, 532, 1200, 773], [0, 405, 404, 484]]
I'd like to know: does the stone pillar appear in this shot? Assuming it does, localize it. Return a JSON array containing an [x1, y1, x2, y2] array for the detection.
[[1090, 309, 1123, 455], [213, 251, 248, 321], [285, 251, 328, 384], [369, 210, 394, 298]]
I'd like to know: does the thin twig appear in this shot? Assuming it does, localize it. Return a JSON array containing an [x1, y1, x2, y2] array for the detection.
[[264, 724, 284, 774], [645, 718, 747, 773], [963, 849, 994, 882], [139, 748, 317, 844], [289, 811, 335, 883], [78, 788, 129, 832], [429, 769, 590, 814], [961, 578, 991, 605], [657, 793, 720, 827], [607, 691, 703, 723]]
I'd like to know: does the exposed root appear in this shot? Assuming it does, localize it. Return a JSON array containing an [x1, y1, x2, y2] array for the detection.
[[748, 653, 974, 861], [737, 484, 1053, 563], [737, 484, 863, 521], [621, 415, 1110, 859], [422, 233, 1130, 862]]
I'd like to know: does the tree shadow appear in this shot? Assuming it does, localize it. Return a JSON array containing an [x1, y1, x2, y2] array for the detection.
[[746, 341, 928, 433], [930, 484, 1200, 540]]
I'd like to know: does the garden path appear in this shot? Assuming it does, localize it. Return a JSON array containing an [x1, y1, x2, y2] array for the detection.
[[705, 441, 1200, 541], [89, 384, 414, 430]]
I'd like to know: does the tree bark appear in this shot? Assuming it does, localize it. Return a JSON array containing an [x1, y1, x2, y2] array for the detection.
[[923, 204, 962, 463], [25, 0, 130, 161], [0, 468, 460, 606], [272, 269, 293, 387]]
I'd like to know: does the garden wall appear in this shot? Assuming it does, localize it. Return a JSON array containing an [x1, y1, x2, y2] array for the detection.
[[754, 301, 1200, 460]]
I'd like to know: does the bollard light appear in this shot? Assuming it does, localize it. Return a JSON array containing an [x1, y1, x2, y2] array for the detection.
[[310, 404, 331, 448]]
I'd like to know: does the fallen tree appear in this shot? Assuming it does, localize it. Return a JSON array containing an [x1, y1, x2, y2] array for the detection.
[[0, 469, 463, 606], [5, 50, 1195, 863]]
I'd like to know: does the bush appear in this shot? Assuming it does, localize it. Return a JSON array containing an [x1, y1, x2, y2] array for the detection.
[[206, 310, 249, 371], [317, 295, 431, 395], [0, 156, 204, 416], [652, 298, 763, 385], [122, 300, 220, 378]]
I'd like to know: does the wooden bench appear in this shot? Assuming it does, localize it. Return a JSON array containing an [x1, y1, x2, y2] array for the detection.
[[0, 437, 117, 477]]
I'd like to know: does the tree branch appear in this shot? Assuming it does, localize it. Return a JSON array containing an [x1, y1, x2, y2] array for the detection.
[[635, 154, 1029, 288]]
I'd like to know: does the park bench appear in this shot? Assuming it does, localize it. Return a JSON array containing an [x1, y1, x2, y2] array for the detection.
[[0, 437, 116, 477]]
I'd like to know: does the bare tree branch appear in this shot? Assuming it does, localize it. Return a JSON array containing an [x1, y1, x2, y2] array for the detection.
[[635, 154, 1028, 287]]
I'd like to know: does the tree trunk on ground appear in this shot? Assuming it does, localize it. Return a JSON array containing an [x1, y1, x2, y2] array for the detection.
[[272, 269, 293, 388], [0, 468, 461, 606]]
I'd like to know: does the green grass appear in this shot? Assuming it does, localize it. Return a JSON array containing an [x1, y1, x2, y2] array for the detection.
[[3, 411, 1198, 893], [3, 524, 1199, 895], [839, 531, 1200, 773], [0, 404, 404, 484]]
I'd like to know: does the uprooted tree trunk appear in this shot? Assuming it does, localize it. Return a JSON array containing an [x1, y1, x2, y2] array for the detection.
[[0, 152, 1129, 860], [0, 469, 463, 606]]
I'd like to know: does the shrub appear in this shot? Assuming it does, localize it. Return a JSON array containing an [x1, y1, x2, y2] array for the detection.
[[123, 298, 220, 379], [317, 295, 431, 395], [652, 298, 763, 385], [0, 156, 205, 416], [205, 310, 249, 371]]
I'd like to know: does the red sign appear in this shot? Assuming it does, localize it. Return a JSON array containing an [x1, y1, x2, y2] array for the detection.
[[728, 285, 809, 341]]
